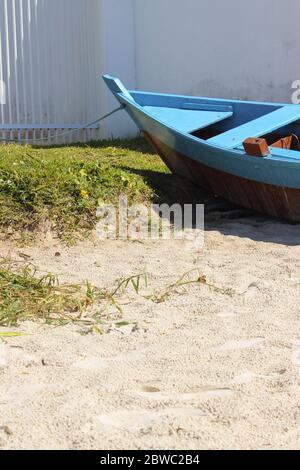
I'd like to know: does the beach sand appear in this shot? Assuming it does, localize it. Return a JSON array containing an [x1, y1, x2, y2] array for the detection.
[[1, 215, 300, 450]]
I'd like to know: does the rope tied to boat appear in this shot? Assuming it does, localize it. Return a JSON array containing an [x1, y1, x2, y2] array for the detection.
[[0, 104, 126, 143]]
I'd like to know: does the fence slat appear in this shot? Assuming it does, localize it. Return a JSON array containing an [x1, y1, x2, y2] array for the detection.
[[0, 0, 102, 145]]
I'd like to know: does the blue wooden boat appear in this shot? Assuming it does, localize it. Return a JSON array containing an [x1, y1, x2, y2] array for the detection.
[[103, 74, 300, 222]]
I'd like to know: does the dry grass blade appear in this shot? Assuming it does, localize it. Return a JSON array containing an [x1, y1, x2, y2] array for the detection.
[[87, 272, 148, 322], [148, 269, 234, 303]]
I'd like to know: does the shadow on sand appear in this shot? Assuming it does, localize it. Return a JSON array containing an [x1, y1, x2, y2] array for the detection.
[[120, 166, 300, 247]]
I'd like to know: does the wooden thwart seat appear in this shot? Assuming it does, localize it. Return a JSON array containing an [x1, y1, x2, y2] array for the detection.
[[143, 106, 233, 134], [208, 106, 300, 149]]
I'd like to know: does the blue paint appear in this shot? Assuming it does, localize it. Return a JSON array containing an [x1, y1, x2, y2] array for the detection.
[[143, 106, 232, 134], [102, 74, 135, 102], [208, 106, 300, 148], [103, 75, 300, 190]]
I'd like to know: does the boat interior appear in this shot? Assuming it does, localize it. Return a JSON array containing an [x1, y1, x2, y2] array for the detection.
[[130, 90, 300, 160]]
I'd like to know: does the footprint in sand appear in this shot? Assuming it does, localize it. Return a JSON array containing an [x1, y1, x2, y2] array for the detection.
[[83, 408, 205, 434], [135, 385, 233, 402], [214, 338, 264, 352]]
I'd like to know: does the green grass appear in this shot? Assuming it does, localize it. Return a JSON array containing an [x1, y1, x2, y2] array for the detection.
[[0, 138, 170, 240], [0, 259, 85, 326], [0, 256, 148, 327]]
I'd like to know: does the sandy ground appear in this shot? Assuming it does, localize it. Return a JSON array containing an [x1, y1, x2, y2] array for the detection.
[[1, 215, 300, 450]]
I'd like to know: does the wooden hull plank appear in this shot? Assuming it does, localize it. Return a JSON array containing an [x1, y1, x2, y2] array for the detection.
[[145, 132, 300, 222]]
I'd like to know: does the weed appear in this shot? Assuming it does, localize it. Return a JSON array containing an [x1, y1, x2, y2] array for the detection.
[[148, 269, 234, 303], [0, 257, 148, 327]]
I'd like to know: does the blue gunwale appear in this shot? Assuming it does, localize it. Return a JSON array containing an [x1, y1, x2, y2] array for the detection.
[[129, 89, 289, 108], [103, 75, 300, 189]]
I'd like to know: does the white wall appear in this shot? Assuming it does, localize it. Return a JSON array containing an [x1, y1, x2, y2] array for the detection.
[[97, 0, 137, 139], [133, 0, 300, 103]]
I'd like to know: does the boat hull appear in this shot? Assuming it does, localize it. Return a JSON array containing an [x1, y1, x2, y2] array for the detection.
[[144, 132, 300, 222], [102, 74, 300, 222]]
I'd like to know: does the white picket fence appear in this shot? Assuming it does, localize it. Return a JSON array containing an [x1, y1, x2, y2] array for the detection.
[[0, 0, 102, 144]]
